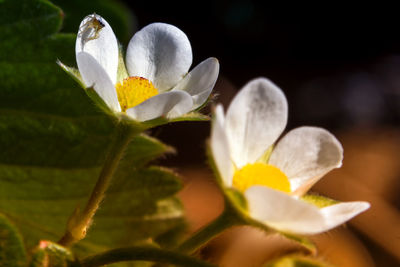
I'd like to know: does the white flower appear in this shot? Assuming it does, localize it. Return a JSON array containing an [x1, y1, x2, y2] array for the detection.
[[211, 77, 370, 235], [75, 14, 219, 121]]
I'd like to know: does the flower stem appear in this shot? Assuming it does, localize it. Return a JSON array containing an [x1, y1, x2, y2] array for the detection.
[[177, 200, 244, 254], [80, 246, 216, 267], [58, 121, 136, 247]]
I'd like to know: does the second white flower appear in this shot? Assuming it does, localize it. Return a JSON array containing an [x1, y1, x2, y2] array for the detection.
[[210, 77, 370, 235]]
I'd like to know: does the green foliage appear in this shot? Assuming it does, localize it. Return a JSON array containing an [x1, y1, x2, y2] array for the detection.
[[0, 215, 27, 267], [0, 0, 185, 263], [263, 254, 333, 267], [29, 241, 76, 267]]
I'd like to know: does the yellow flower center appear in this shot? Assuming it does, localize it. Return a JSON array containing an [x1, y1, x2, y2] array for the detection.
[[116, 76, 158, 112], [232, 163, 291, 193]]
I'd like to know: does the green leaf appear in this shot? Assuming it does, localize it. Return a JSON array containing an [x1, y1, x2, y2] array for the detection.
[[80, 167, 184, 250], [80, 245, 217, 267], [0, 0, 184, 258], [154, 220, 188, 248], [0, 214, 27, 267], [263, 254, 334, 267], [29, 241, 76, 267]]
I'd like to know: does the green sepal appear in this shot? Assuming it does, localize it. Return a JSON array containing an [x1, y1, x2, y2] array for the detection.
[[224, 187, 248, 212], [204, 140, 227, 188], [29, 241, 78, 267], [263, 254, 333, 267], [117, 44, 129, 84], [192, 92, 217, 113], [0, 214, 27, 267], [142, 112, 210, 129], [257, 145, 274, 164], [85, 87, 115, 115], [116, 113, 148, 133], [301, 194, 339, 208], [57, 60, 115, 117], [280, 233, 317, 255], [57, 60, 85, 89], [169, 112, 210, 122], [204, 142, 248, 221]]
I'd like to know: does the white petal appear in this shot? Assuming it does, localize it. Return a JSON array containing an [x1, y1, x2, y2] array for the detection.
[[320, 202, 370, 230], [225, 78, 288, 168], [245, 186, 325, 234], [173, 57, 219, 109], [126, 23, 192, 92], [245, 186, 369, 235], [76, 14, 119, 84], [211, 105, 234, 186], [126, 91, 193, 121], [76, 52, 121, 112], [269, 127, 343, 193]]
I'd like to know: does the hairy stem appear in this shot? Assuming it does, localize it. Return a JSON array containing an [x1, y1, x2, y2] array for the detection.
[[58, 121, 135, 247], [80, 246, 216, 267], [177, 202, 243, 254]]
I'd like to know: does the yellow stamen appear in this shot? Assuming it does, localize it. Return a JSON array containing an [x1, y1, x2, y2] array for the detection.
[[116, 76, 158, 112], [233, 163, 291, 193]]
